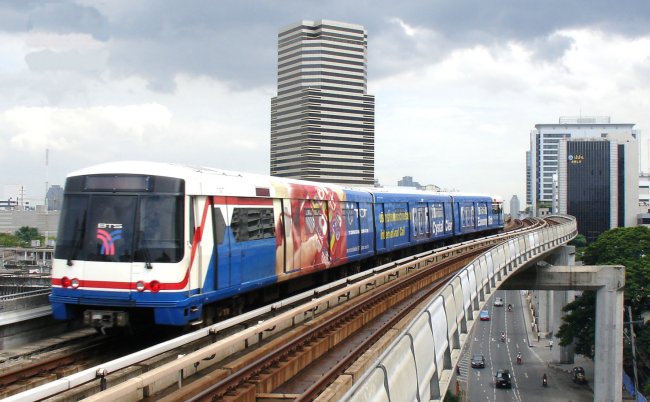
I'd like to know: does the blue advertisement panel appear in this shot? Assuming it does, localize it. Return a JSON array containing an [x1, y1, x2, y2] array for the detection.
[[376, 202, 411, 251]]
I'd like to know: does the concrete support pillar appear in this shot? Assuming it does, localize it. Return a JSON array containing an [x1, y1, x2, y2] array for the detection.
[[502, 264, 625, 402], [537, 290, 550, 334], [550, 246, 576, 364], [594, 278, 624, 402], [552, 290, 573, 363]]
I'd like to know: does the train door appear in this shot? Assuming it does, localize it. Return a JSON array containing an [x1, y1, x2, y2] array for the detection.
[[342, 202, 361, 259], [86, 194, 137, 301], [411, 202, 428, 240], [227, 197, 276, 283], [279, 199, 295, 273], [359, 202, 374, 257], [211, 199, 229, 290], [189, 196, 213, 294]]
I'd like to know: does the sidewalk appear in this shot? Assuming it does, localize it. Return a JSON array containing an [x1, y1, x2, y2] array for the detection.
[[519, 290, 594, 386]]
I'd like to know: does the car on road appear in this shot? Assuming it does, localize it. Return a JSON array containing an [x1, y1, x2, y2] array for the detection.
[[495, 369, 512, 388], [479, 310, 490, 321], [493, 297, 504, 307], [471, 354, 486, 368], [572, 366, 587, 384]]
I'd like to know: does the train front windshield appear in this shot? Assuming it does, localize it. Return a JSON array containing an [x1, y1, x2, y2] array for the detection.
[[54, 174, 184, 264]]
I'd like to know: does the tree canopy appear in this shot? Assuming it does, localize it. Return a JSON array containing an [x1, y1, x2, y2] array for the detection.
[[582, 226, 650, 312], [557, 226, 650, 392], [14, 226, 40, 243]]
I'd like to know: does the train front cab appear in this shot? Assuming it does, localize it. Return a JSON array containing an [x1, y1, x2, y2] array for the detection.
[[50, 173, 190, 330]]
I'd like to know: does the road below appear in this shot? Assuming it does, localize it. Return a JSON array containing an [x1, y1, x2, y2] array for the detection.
[[456, 290, 593, 401]]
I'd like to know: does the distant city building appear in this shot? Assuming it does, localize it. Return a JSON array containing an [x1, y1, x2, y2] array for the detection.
[[510, 195, 520, 219], [525, 150, 532, 207], [557, 136, 638, 242], [396, 176, 441, 191], [639, 173, 650, 227], [46, 185, 63, 211], [528, 116, 638, 215], [270, 20, 375, 185], [0, 210, 60, 236], [640, 173, 650, 206], [398, 176, 421, 188], [422, 184, 441, 192]]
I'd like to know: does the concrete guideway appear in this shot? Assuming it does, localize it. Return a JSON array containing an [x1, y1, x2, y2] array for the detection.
[[342, 215, 579, 401]]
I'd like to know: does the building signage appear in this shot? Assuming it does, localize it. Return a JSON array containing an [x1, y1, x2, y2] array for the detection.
[[568, 154, 585, 164]]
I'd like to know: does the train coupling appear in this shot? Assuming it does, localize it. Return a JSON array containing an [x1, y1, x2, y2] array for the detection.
[[84, 310, 129, 333]]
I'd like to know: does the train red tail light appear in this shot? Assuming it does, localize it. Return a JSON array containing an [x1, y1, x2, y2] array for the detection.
[[149, 280, 161, 292], [61, 276, 72, 288]]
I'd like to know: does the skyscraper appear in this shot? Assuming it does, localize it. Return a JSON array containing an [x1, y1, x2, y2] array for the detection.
[[509, 195, 520, 219], [528, 116, 638, 215], [557, 136, 638, 241], [270, 20, 375, 185]]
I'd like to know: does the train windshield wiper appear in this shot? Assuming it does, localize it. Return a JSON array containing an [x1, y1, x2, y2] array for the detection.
[[137, 230, 153, 269]]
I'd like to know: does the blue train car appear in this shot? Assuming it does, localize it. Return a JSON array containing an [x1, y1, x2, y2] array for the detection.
[[50, 162, 503, 329], [373, 191, 454, 254], [451, 194, 494, 236]]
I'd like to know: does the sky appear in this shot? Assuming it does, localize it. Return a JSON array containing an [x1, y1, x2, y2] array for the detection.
[[1, 0, 650, 212]]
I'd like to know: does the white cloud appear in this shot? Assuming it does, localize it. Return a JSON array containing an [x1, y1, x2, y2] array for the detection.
[[372, 28, 650, 201], [1, 1, 650, 211], [1, 103, 172, 152]]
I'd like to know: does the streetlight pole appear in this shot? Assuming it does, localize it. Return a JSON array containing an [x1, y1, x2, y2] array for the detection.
[[627, 306, 640, 400]]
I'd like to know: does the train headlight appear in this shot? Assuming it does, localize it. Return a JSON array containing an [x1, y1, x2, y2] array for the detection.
[[61, 276, 71, 288], [71, 278, 80, 289], [136, 281, 145, 292], [149, 280, 161, 293]]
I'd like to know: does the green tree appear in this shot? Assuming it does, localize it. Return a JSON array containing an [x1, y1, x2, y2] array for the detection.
[[0, 233, 20, 247], [569, 233, 587, 248], [556, 291, 596, 357], [557, 227, 650, 389], [14, 226, 42, 245], [443, 389, 461, 402], [582, 227, 650, 312]]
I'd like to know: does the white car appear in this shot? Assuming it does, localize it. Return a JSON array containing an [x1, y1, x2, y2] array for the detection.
[[494, 297, 504, 307]]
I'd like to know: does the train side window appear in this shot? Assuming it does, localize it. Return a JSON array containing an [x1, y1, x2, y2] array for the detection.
[[231, 208, 275, 242]]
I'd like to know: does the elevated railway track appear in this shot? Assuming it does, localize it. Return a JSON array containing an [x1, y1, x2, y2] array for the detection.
[[5, 217, 560, 401]]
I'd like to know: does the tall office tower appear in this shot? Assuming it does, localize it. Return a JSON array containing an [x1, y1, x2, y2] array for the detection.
[[46, 184, 64, 211], [270, 20, 375, 185], [557, 136, 638, 241], [509, 195, 520, 219], [525, 150, 532, 207], [528, 116, 638, 215]]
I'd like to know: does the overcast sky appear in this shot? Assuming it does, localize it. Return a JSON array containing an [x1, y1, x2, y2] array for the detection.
[[1, 0, 650, 211]]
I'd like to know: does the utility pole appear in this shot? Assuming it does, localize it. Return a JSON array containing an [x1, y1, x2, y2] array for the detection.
[[627, 306, 640, 399]]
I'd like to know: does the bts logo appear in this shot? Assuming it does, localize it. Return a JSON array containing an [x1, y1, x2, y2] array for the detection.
[[98, 223, 123, 229], [97, 223, 123, 256]]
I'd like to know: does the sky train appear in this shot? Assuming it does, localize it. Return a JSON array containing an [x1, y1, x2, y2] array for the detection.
[[50, 162, 504, 329]]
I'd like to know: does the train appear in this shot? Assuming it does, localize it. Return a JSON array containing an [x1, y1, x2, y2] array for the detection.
[[50, 161, 503, 330]]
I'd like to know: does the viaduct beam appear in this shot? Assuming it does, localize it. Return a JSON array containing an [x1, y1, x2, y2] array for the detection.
[[505, 264, 625, 402]]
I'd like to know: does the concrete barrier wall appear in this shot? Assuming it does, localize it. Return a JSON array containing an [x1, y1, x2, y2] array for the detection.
[[343, 215, 578, 401], [428, 297, 449, 375], [0, 293, 49, 312]]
